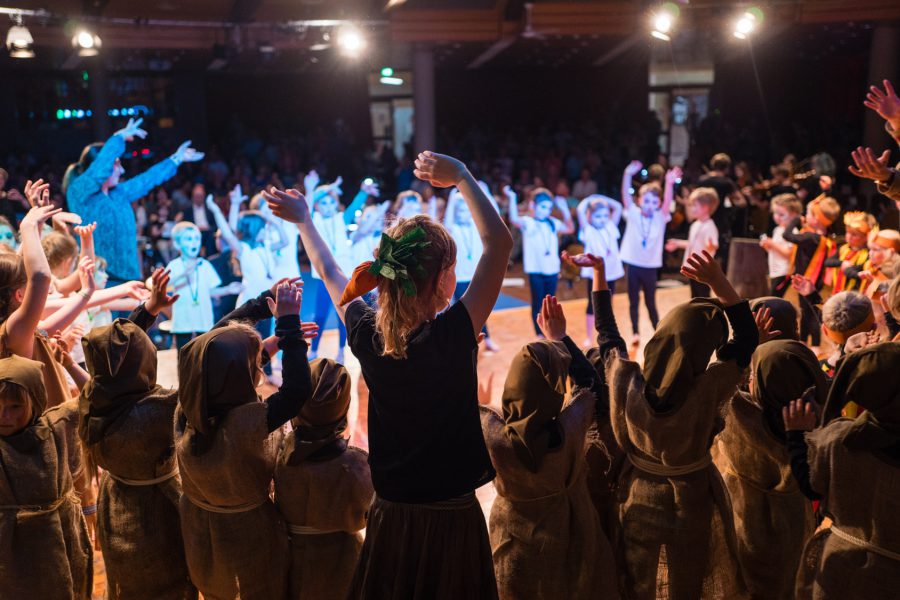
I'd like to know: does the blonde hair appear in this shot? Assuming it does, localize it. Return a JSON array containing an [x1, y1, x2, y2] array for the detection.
[[171, 221, 199, 241], [40, 232, 78, 271], [813, 196, 842, 226], [887, 276, 900, 321], [637, 183, 662, 204], [688, 187, 720, 213], [771, 193, 802, 215], [375, 215, 456, 359], [0, 254, 26, 323], [391, 190, 423, 215]]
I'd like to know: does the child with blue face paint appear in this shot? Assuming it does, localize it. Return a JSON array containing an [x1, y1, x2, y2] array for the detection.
[[505, 185, 575, 336], [0, 217, 17, 251], [166, 221, 242, 349]]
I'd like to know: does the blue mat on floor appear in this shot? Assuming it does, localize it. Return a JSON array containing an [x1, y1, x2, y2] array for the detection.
[[299, 271, 528, 331]]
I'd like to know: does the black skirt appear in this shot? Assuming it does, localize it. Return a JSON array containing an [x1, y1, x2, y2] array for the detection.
[[347, 493, 498, 599]]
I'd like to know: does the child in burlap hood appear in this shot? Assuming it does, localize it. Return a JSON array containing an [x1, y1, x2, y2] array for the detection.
[[712, 340, 824, 600], [606, 251, 758, 600], [0, 355, 93, 599], [275, 358, 373, 600], [79, 316, 196, 600], [789, 341, 900, 600], [175, 287, 312, 600], [482, 338, 619, 599]]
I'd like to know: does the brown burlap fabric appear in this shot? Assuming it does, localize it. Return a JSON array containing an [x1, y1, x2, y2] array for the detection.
[[175, 401, 287, 600], [274, 445, 373, 600], [749, 297, 799, 342], [607, 351, 748, 600], [0, 323, 73, 408], [0, 357, 92, 599], [482, 386, 619, 599], [796, 342, 900, 600]]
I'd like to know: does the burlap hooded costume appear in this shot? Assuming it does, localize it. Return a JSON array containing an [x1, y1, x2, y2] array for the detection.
[[712, 340, 824, 600], [749, 296, 800, 342], [606, 298, 750, 599], [274, 358, 373, 600], [79, 319, 196, 600], [175, 325, 289, 600], [0, 355, 92, 599], [481, 340, 619, 599], [795, 342, 900, 600]]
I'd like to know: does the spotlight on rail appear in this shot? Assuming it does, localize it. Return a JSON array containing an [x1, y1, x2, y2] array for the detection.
[[733, 8, 764, 40], [72, 28, 101, 57], [650, 3, 679, 42], [6, 23, 34, 58], [337, 23, 365, 57]]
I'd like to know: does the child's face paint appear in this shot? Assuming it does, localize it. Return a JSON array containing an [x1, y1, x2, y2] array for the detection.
[[772, 206, 791, 227], [640, 192, 660, 215], [589, 206, 610, 229], [398, 198, 422, 219], [175, 228, 202, 259], [316, 195, 338, 218], [0, 395, 32, 437], [534, 200, 553, 221], [0, 225, 16, 249]]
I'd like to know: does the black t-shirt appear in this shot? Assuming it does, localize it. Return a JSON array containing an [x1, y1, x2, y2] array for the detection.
[[345, 299, 495, 503]]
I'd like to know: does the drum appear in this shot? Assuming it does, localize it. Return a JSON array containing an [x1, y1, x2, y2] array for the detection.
[[727, 238, 770, 299]]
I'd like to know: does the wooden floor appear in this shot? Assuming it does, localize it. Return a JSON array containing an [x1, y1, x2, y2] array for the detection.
[[91, 284, 691, 599]]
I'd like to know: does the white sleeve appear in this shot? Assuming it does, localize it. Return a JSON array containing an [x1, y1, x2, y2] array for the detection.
[[203, 259, 222, 289]]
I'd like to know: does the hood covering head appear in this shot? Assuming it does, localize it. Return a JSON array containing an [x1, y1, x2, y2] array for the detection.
[[501, 340, 570, 472], [282, 359, 351, 465], [750, 340, 826, 440], [824, 342, 900, 457], [750, 296, 799, 342], [642, 298, 729, 411], [177, 325, 261, 455], [79, 319, 161, 444], [0, 355, 47, 427]]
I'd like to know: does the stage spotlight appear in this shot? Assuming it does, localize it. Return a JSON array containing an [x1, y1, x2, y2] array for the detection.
[[73, 28, 101, 56], [733, 8, 764, 40], [650, 4, 678, 42], [337, 23, 365, 57], [6, 23, 34, 58]]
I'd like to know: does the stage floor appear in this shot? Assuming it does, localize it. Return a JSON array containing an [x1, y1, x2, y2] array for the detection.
[[91, 283, 691, 598]]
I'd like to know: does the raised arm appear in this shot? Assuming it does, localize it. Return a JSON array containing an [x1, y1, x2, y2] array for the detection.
[[575, 196, 592, 232], [415, 152, 514, 334], [67, 119, 146, 203], [343, 179, 378, 226], [38, 258, 96, 334], [554, 196, 576, 235], [503, 185, 524, 230], [662, 166, 682, 216], [607, 197, 623, 227], [262, 283, 312, 432], [206, 194, 243, 258], [621, 160, 642, 210], [259, 205, 288, 251]]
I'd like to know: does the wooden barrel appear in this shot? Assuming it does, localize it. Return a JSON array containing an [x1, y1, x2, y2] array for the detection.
[[727, 238, 770, 299]]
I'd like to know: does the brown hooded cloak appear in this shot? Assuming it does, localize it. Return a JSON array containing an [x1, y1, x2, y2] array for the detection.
[[275, 359, 373, 600], [483, 341, 619, 599], [0, 355, 92, 599], [749, 297, 799, 342], [175, 325, 288, 600], [712, 340, 823, 599], [79, 319, 196, 600], [607, 299, 748, 599], [796, 342, 900, 600]]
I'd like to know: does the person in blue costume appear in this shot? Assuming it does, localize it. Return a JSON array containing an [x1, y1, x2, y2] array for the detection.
[[63, 117, 204, 285]]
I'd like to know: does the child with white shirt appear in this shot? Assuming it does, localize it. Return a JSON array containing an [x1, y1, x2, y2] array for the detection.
[[166, 221, 242, 349], [665, 187, 720, 298], [575, 194, 624, 343], [759, 193, 801, 297], [619, 161, 677, 345], [506, 185, 576, 336]]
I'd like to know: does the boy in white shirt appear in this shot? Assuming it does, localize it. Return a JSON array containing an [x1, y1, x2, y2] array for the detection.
[[665, 187, 720, 297], [619, 161, 677, 345], [759, 193, 801, 297], [576, 194, 625, 343], [166, 222, 241, 349]]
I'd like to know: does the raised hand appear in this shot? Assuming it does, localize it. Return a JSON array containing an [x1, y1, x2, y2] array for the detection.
[[24, 179, 50, 208], [145, 268, 179, 316], [414, 151, 467, 188], [300, 322, 319, 340], [536, 295, 567, 341], [361, 178, 381, 197], [269, 277, 303, 297], [171, 140, 205, 164], [51, 211, 83, 229], [205, 194, 222, 215], [844, 330, 881, 354], [266, 282, 303, 318], [20, 203, 62, 230], [790, 274, 816, 297], [328, 176, 344, 196], [114, 117, 148, 142], [562, 250, 604, 270], [49, 331, 75, 368], [753, 306, 783, 343], [864, 80, 900, 129], [230, 184, 248, 207], [261, 187, 310, 224], [624, 160, 643, 176], [848, 147, 892, 182], [665, 166, 683, 184], [782, 397, 817, 432], [303, 170, 320, 196], [121, 280, 149, 301], [680, 250, 723, 285], [77, 257, 97, 296], [502, 185, 517, 202]]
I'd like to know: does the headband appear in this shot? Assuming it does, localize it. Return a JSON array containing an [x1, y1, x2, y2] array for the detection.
[[824, 310, 876, 345], [872, 231, 900, 252], [843, 211, 875, 235], [339, 226, 431, 306], [810, 196, 835, 227]]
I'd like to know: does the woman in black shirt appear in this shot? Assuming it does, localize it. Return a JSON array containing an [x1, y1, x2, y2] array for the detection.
[[263, 151, 513, 599]]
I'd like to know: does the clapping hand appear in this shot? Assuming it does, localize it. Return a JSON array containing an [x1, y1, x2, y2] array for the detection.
[[114, 117, 148, 142], [261, 187, 310, 224], [848, 147, 892, 182], [171, 140, 205, 164], [414, 151, 467, 188], [145, 268, 179, 316], [753, 306, 783, 343], [536, 295, 567, 341], [864, 80, 900, 130]]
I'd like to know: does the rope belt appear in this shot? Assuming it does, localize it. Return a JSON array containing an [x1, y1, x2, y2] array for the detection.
[[830, 526, 900, 561], [0, 490, 77, 517], [107, 469, 178, 487], [286, 523, 350, 535], [627, 452, 712, 477], [186, 495, 267, 514]]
